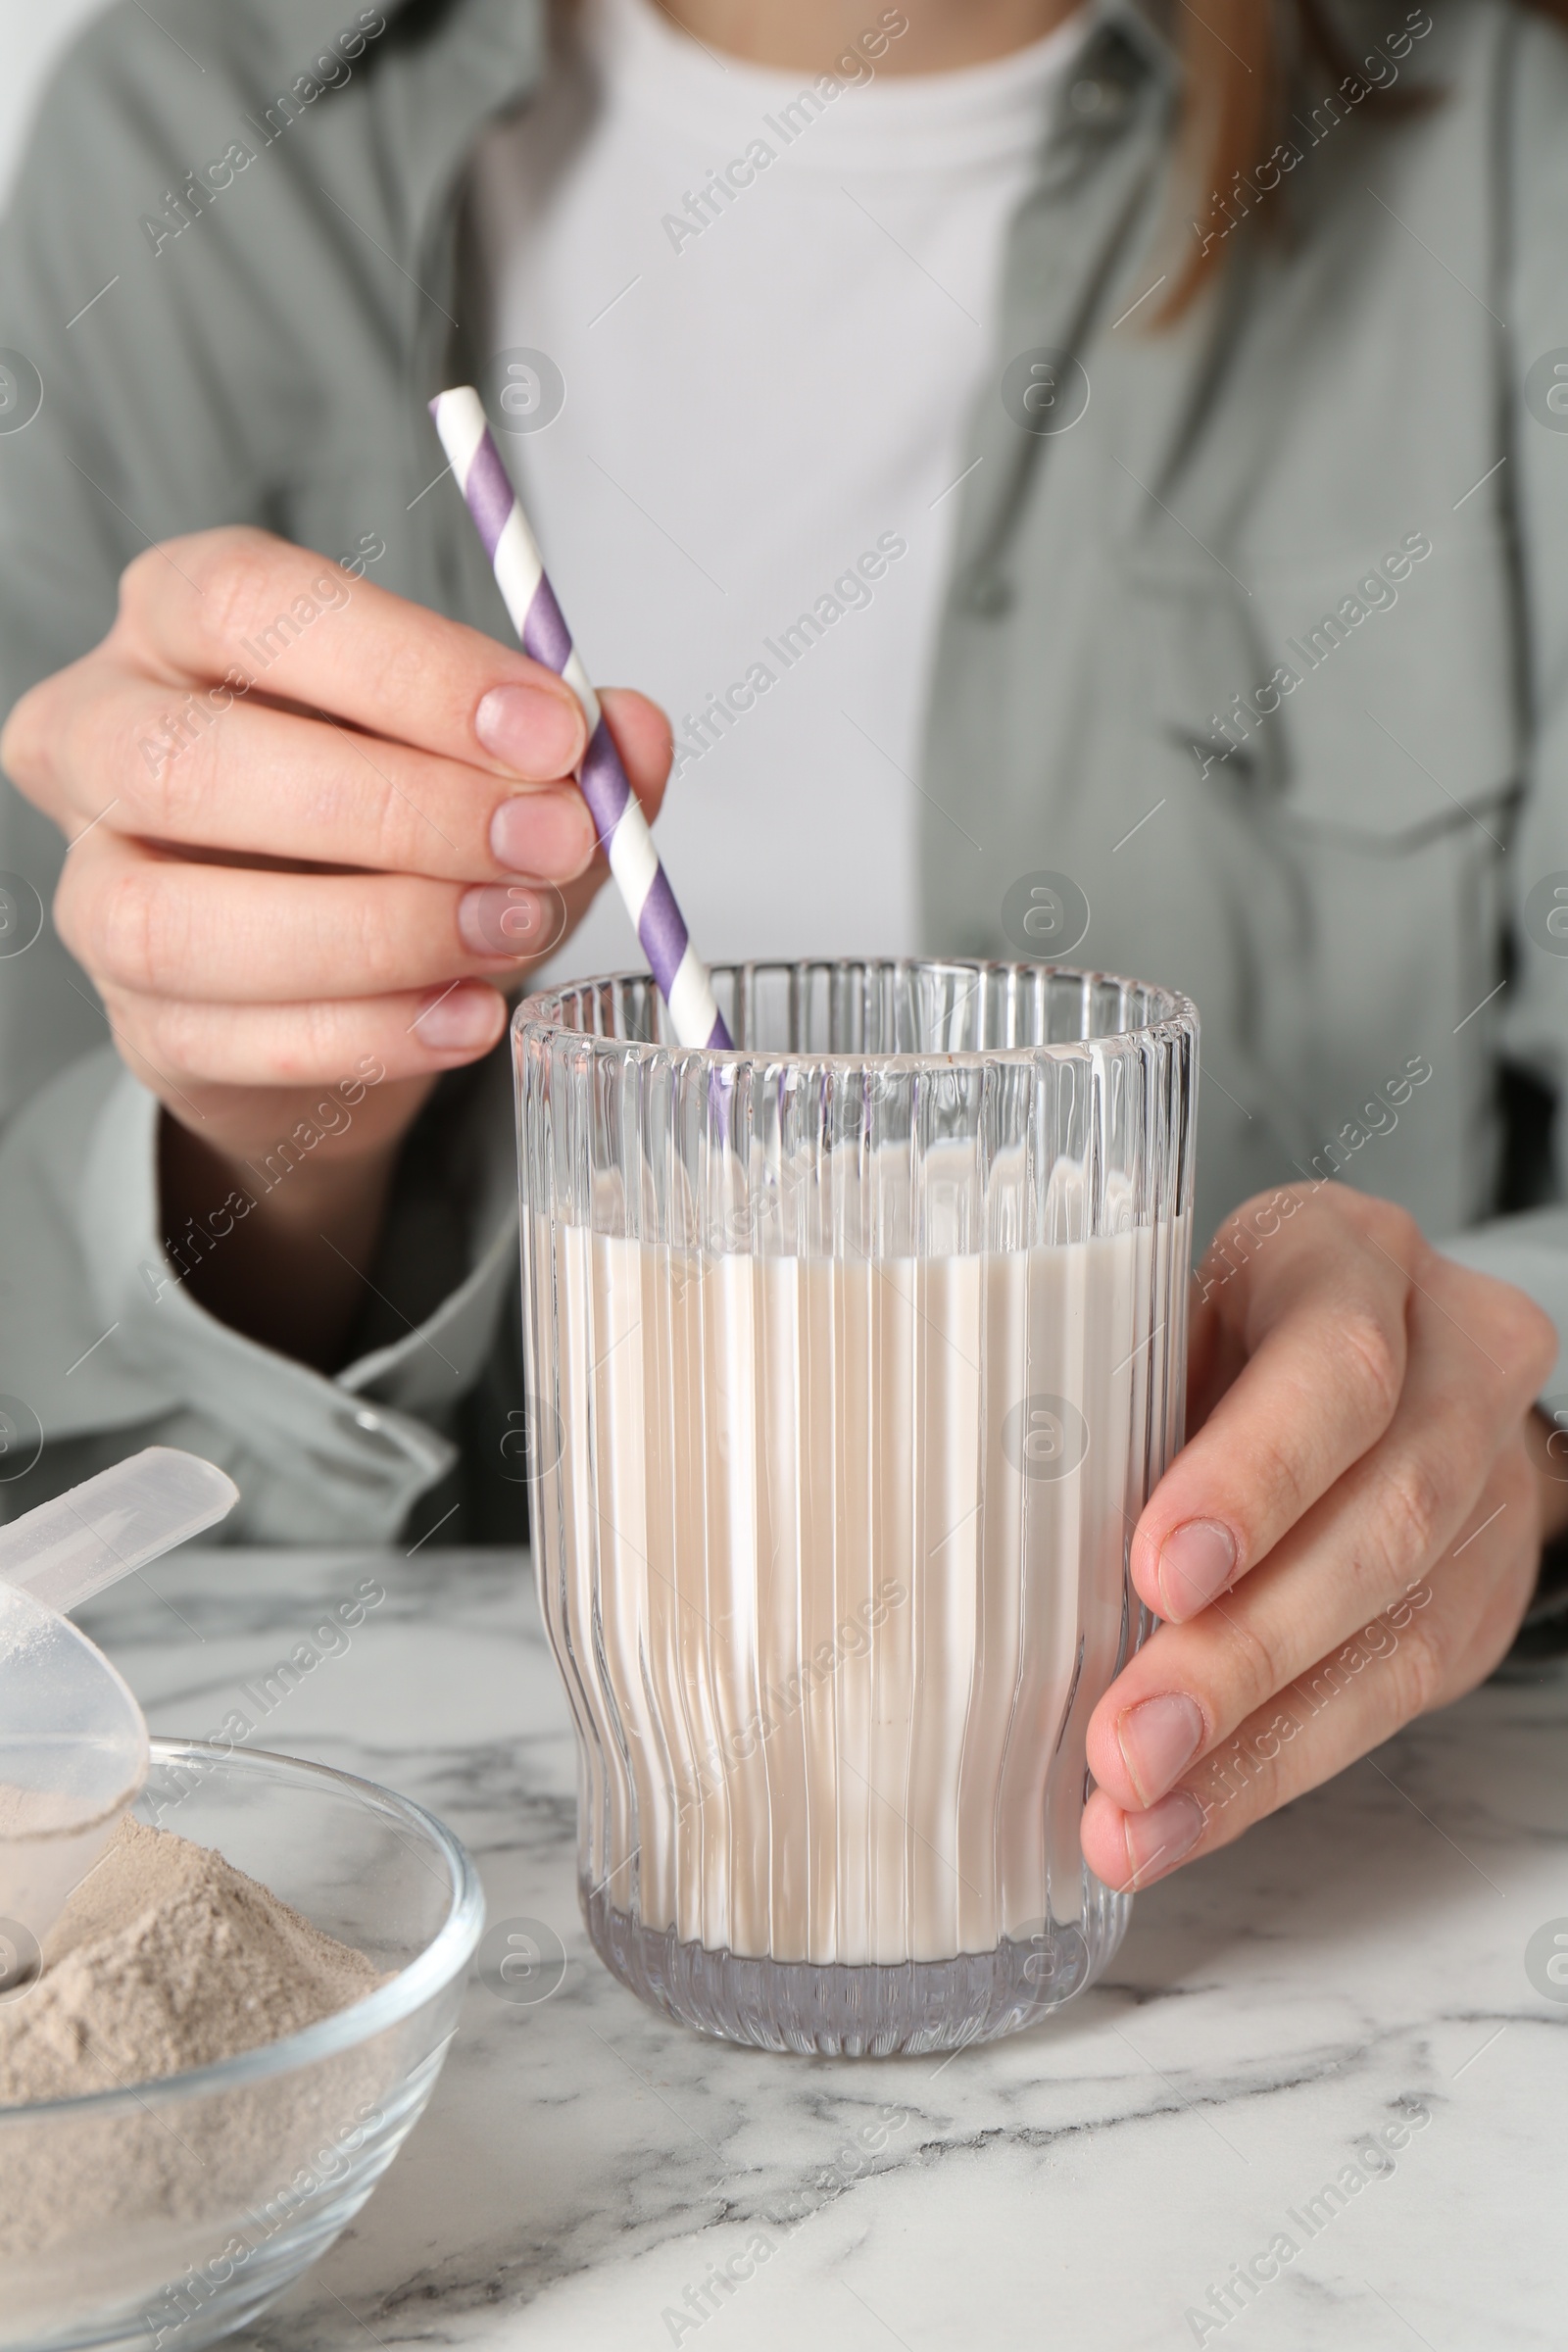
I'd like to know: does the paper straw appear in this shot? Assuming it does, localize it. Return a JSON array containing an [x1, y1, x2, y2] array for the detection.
[[429, 386, 732, 1053]]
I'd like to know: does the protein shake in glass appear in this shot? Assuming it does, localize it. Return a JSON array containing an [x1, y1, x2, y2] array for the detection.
[[514, 958, 1197, 2057]]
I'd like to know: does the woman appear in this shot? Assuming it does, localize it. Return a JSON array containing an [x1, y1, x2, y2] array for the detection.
[[0, 0, 1563, 1893]]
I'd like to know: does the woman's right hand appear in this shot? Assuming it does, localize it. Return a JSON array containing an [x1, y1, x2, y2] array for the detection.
[[0, 526, 672, 1361]]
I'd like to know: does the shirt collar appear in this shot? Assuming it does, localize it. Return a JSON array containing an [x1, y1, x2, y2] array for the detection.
[[1075, 0, 1180, 93]]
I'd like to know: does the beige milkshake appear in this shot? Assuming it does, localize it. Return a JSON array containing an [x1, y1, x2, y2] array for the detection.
[[529, 1208, 1185, 1972]]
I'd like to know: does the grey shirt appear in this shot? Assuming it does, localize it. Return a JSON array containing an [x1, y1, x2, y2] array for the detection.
[[2, 0, 1567, 1537]]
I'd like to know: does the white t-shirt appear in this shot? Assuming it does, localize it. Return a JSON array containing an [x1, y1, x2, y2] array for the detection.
[[472, 0, 1080, 978]]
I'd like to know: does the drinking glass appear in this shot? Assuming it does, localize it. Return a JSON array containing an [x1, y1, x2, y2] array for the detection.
[[514, 961, 1198, 2056]]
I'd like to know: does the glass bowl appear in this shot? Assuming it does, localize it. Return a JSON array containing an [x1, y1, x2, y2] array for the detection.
[[0, 1739, 485, 2352]]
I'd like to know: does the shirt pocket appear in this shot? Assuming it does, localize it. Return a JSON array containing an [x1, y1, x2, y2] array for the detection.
[[1122, 528, 1519, 1229], [1132, 519, 1520, 837]]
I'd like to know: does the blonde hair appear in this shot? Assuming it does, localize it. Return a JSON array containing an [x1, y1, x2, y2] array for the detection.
[[1162, 0, 1559, 315]]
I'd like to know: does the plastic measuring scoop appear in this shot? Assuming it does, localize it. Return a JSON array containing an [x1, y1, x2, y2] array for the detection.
[[0, 1448, 238, 1975]]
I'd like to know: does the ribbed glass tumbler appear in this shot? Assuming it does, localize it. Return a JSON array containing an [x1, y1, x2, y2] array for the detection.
[[514, 961, 1198, 2056]]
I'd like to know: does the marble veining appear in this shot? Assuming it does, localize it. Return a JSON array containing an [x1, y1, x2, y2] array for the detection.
[[78, 1549, 1568, 2352]]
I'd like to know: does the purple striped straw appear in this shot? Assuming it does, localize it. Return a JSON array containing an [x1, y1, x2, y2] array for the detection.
[[429, 386, 732, 1052]]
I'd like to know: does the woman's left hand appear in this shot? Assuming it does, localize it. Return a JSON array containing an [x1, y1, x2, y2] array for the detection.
[[1081, 1182, 1565, 1890]]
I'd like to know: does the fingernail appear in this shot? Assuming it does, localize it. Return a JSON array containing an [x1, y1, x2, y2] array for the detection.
[[459, 883, 563, 959], [490, 789, 596, 880], [1157, 1519, 1238, 1621], [1116, 1693, 1204, 1806], [1120, 1789, 1205, 1887], [475, 684, 585, 779], [411, 982, 504, 1053]]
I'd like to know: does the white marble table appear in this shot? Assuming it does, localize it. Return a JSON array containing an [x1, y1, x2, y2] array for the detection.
[[80, 1547, 1568, 2352]]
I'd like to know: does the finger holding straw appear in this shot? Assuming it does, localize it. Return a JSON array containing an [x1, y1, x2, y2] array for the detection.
[[429, 386, 732, 1053]]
